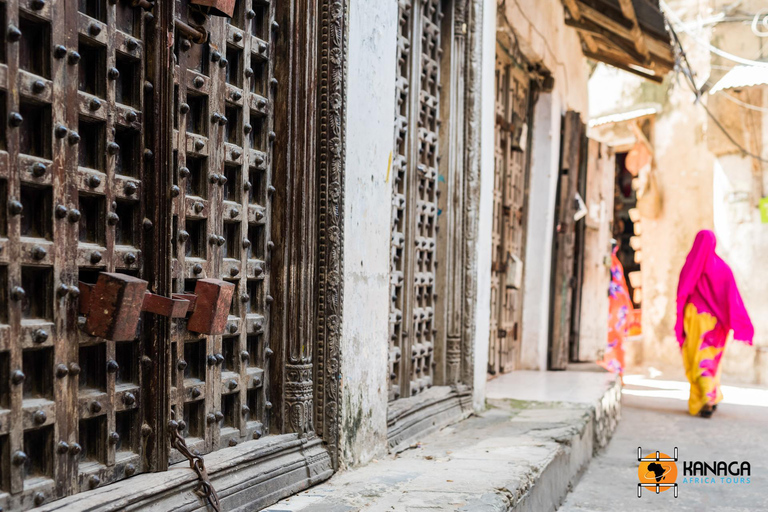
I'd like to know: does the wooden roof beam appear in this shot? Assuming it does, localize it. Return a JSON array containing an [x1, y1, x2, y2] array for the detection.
[[582, 49, 664, 83], [562, 0, 599, 53], [575, 1, 674, 66], [565, 17, 648, 67], [617, 0, 651, 64]]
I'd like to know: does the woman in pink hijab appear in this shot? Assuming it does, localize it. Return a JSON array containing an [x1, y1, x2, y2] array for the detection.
[[676, 230, 753, 418]]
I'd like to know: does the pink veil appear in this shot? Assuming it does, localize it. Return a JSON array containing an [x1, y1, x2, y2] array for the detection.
[[675, 230, 753, 346]]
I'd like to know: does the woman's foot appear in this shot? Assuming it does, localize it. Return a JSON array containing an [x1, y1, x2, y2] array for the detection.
[[700, 405, 714, 418]]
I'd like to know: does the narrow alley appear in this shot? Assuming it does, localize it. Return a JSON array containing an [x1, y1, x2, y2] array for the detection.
[[562, 369, 768, 511], [1, 0, 767, 510]]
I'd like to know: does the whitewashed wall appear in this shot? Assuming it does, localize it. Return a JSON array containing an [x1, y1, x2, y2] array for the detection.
[[473, 0, 497, 410], [340, 0, 397, 467]]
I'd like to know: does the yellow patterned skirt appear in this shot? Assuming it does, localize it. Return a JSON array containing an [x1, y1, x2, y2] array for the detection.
[[682, 303, 726, 416]]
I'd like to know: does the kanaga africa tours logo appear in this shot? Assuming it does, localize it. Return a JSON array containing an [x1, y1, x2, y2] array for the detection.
[[637, 446, 752, 497], [637, 447, 679, 498]]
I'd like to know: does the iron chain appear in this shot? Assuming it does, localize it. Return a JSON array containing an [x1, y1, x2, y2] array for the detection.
[[169, 418, 221, 512]]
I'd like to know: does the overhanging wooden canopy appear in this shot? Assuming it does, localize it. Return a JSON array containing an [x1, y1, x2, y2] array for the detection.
[[562, 0, 675, 82]]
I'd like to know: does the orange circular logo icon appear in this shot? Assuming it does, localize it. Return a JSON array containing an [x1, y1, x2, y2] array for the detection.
[[638, 452, 678, 492]]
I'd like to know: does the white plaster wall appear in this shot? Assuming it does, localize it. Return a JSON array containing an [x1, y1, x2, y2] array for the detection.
[[491, 0, 590, 370], [473, 0, 497, 410], [520, 93, 562, 370], [586, 0, 717, 376], [497, 0, 589, 114], [708, 0, 768, 384], [640, 91, 714, 370], [713, 155, 767, 384], [340, 0, 397, 468]]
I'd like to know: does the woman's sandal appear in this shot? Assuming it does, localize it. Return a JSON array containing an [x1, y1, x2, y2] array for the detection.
[[700, 405, 714, 418]]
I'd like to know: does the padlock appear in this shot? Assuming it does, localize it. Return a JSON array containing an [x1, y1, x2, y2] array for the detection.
[[80, 273, 148, 341], [189, 0, 236, 17], [187, 279, 235, 334]]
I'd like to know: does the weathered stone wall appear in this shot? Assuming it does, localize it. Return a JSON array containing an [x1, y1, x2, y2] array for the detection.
[[340, 0, 397, 467], [589, 58, 716, 374], [707, 0, 768, 384]]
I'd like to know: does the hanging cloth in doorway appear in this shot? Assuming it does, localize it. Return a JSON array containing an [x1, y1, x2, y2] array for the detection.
[[628, 129, 663, 219], [597, 247, 634, 376]]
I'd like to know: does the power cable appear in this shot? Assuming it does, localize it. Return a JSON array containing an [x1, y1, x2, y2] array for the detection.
[[717, 90, 768, 113], [660, 0, 768, 68], [668, 25, 768, 164], [752, 9, 768, 37]]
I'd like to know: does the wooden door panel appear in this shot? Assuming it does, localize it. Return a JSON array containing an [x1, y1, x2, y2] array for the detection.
[[489, 55, 531, 376], [169, 0, 275, 459], [0, 0, 156, 506], [0, 0, 281, 507], [388, 0, 442, 400], [549, 111, 584, 370]]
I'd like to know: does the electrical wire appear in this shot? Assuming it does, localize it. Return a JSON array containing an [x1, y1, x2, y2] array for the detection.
[[660, 0, 768, 68], [752, 9, 768, 37], [717, 90, 768, 113], [668, 25, 768, 164]]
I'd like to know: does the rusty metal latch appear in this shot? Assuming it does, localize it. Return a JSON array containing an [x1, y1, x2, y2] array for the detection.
[[79, 273, 234, 341], [174, 19, 209, 44], [189, 0, 236, 18]]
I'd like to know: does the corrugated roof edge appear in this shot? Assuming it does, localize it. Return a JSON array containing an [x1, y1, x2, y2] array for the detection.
[[588, 103, 661, 127], [709, 65, 768, 94]]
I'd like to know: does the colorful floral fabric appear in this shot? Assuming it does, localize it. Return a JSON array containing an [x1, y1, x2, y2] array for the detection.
[[676, 230, 754, 415], [598, 248, 633, 376]]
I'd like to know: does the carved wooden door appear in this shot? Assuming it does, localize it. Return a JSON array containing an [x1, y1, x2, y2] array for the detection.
[[0, 0, 160, 506], [169, 0, 275, 461], [389, 0, 442, 401], [0, 0, 280, 508], [488, 55, 531, 376]]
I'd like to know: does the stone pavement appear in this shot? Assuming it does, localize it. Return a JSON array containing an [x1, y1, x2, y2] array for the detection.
[[262, 370, 621, 512], [560, 370, 768, 511]]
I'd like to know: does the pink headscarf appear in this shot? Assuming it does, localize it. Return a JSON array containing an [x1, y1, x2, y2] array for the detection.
[[675, 230, 753, 346]]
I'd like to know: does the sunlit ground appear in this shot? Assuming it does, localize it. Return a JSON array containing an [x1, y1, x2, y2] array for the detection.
[[563, 367, 768, 511], [623, 371, 768, 408]]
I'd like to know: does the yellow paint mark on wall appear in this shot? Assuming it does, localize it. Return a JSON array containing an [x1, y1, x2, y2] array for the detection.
[[385, 151, 392, 183]]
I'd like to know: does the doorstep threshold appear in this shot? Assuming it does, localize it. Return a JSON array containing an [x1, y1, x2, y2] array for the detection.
[[263, 371, 621, 511]]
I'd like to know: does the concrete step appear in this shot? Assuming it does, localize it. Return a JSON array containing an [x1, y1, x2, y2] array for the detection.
[[262, 371, 621, 512]]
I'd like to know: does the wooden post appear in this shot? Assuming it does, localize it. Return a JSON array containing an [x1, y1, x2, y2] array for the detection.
[[549, 111, 583, 370], [272, 0, 318, 435]]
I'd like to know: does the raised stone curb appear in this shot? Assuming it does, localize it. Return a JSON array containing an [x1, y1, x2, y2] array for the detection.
[[263, 371, 621, 512]]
